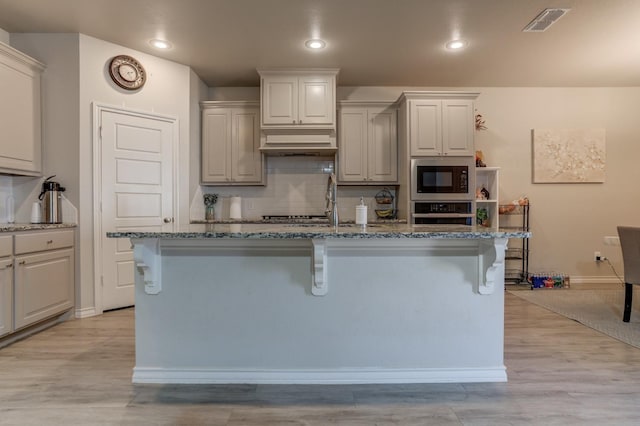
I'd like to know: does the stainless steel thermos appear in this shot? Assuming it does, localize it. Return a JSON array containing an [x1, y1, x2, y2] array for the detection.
[[38, 175, 65, 224]]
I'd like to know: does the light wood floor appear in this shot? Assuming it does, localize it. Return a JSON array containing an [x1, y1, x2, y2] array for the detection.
[[1, 292, 640, 425]]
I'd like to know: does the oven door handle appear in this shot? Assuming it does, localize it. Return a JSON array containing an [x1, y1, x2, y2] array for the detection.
[[412, 213, 475, 218]]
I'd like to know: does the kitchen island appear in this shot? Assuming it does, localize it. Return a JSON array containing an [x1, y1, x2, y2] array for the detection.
[[107, 223, 529, 384]]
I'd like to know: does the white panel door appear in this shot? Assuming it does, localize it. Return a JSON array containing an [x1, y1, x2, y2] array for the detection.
[[100, 109, 175, 311]]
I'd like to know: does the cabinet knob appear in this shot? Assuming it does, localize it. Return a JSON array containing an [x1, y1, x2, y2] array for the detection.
[[46, 240, 53, 244], [5, 263, 12, 269], [18, 261, 26, 265], [163, 217, 173, 223], [292, 120, 296, 124], [299, 120, 302, 124]]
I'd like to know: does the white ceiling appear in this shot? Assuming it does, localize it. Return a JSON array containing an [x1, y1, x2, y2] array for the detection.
[[1, 0, 639, 87]]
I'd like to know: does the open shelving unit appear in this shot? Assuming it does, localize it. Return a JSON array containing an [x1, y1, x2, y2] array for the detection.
[[499, 203, 530, 284], [475, 167, 500, 229]]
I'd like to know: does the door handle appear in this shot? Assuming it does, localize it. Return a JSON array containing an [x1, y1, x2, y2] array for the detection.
[[163, 217, 173, 223]]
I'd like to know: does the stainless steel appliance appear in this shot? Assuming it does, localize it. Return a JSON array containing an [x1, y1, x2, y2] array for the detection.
[[411, 201, 474, 225], [411, 157, 475, 201], [38, 175, 65, 224]]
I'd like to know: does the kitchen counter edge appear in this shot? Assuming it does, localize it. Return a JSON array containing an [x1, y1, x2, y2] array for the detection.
[[0, 223, 77, 232], [107, 224, 530, 240]]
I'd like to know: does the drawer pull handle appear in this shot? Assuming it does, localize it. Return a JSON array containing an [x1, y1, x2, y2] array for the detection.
[[5, 264, 12, 268], [18, 261, 26, 265], [47, 240, 53, 244]]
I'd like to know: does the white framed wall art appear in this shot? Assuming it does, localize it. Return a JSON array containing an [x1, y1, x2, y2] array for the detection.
[[532, 128, 606, 183]]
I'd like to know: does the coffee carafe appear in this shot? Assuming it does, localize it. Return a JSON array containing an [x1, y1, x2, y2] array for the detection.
[[38, 175, 65, 224]]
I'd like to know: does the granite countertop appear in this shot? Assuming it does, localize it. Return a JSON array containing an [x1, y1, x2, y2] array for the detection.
[[190, 219, 408, 225], [0, 223, 77, 232], [107, 223, 530, 240]]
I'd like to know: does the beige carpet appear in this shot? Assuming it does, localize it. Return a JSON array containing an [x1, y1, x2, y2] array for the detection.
[[508, 286, 640, 349]]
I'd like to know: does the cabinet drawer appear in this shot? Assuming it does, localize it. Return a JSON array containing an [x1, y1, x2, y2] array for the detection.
[[0, 235, 12, 257], [14, 230, 74, 255]]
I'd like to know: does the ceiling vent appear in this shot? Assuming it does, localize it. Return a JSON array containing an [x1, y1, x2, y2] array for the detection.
[[523, 8, 570, 32]]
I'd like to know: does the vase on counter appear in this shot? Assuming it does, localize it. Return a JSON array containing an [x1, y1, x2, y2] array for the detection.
[[203, 193, 218, 221], [205, 205, 215, 221]]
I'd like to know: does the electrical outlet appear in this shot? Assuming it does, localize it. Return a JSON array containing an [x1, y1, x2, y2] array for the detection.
[[603, 236, 620, 246], [594, 251, 602, 261]]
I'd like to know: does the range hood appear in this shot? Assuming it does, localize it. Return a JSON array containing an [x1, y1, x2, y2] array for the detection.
[[259, 130, 337, 155]]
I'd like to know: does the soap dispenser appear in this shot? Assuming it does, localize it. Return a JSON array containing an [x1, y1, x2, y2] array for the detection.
[[355, 197, 367, 226]]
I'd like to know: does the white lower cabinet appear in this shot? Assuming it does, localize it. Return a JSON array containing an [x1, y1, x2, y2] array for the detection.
[[14, 248, 74, 330], [0, 235, 14, 337], [0, 256, 13, 338], [1, 229, 74, 334]]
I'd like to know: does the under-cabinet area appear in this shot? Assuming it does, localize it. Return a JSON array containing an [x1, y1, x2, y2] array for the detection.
[[0, 228, 75, 342]]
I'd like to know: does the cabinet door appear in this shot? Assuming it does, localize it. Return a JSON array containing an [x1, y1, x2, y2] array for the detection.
[[338, 108, 368, 182], [442, 100, 474, 156], [0, 257, 13, 338], [410, 100, 442, 156], [201, 108, 232, 183], [298, 75, 334, 125], [231, 107, 263, 183], [0, 45, 43, 175], [14, 248, 74, 330], [261, 76, 298, 125], [368, 108, 398, 182]]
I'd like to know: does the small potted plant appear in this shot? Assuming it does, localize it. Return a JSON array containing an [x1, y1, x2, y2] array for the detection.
[[203, 193, 218, 221]]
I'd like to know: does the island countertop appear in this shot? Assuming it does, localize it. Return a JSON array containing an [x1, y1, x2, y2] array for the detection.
[[107, 223, 530, 240]]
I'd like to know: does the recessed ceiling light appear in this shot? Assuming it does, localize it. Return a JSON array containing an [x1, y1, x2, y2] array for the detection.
[[445, 39, 467, 50], [305, 39, 326, 50], [150, 39, 172, 49]]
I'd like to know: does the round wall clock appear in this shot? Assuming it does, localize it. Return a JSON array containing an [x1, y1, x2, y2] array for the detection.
[[109, 55, 146, 90]]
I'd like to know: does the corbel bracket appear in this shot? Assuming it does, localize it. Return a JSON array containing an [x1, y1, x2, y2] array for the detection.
[[311, 238, 328, 296], [478, 238, 508, 295], [132, 238, 162, 295]]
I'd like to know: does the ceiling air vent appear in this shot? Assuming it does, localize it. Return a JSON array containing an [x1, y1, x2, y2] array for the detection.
[[523, 8, 570, 32]]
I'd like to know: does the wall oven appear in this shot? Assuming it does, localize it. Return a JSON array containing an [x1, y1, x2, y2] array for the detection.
[[411, 157, 475, 201], [410, 157, 475, 225], [412, 201, 475, 225]]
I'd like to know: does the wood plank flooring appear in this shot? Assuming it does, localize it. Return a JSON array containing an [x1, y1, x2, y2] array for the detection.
[[1, 292, 640, 425]]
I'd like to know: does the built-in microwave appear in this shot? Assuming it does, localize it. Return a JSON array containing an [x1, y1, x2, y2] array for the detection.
[[411, 157, 475, 201]]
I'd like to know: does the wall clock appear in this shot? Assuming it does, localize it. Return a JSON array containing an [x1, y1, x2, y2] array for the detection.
[[109, 55, 146, 90]]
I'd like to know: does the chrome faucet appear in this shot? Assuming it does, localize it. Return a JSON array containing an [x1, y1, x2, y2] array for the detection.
[[325, 173, 339, 227]]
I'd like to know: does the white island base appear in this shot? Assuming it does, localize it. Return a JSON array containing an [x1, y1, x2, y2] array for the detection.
[[129, 235, 509, 385]]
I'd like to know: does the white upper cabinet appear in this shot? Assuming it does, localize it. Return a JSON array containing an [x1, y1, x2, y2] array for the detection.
[[259, 69, 338, 129], [338, 102, 397, 183], [400, 92, 477, 157], [201, 101, 264, 185], [0, 42, 45, 176]]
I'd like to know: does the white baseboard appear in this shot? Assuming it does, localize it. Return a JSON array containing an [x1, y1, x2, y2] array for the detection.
[[571, 275, 623, 289], [75, 306, 98, 318], [132, 367, 507, 384]]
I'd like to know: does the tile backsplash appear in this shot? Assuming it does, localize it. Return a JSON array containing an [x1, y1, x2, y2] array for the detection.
[[191, 156, 395, 222], [0, 176, 13, 223]]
